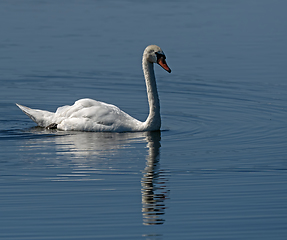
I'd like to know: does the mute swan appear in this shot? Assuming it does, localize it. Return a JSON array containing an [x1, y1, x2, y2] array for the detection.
[[16, 45, 171, 132]]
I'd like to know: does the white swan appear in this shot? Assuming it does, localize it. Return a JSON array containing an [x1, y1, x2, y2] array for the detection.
[[16, 45, 171, 132]]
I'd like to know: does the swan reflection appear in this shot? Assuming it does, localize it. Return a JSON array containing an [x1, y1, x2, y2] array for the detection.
[[23, 128, 169, 224], [141, 131, 169, 225], [52, 130, 169, 225], [53, 131, 145, 159]]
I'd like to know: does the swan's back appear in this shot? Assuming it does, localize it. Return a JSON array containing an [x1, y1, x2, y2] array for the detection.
[[55, 99, 143, 132]]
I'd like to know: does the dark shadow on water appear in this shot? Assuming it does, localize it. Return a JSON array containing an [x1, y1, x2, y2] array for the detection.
[[141, 131, 169, 225], [0, 126, 59, 140]]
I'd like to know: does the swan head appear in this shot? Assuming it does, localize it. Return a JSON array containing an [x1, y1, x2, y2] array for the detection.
[[144, 45, 171, 73]]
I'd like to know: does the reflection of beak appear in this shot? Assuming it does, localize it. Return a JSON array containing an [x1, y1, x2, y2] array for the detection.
[[157, 56, 171, 73]]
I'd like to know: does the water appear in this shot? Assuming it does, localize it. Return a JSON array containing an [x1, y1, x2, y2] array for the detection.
[[1, 0, 287, 239]]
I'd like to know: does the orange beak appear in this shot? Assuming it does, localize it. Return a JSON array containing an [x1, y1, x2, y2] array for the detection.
[[157, 55, 171, 73]]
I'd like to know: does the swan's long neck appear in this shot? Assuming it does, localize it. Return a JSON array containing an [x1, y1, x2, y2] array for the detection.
[[142, 57, 161, 131]]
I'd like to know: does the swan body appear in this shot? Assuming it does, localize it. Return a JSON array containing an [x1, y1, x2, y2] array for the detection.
[[16, 45, 171, 132]]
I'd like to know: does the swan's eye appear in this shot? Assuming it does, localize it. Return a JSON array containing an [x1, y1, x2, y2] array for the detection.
[[155, 52, 166, 60]]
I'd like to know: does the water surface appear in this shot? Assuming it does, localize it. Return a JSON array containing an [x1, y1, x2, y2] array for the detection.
[[0, 0, 287, 239]]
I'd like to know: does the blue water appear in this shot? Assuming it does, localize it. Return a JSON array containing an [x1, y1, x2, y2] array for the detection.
[[1, 0, 287, 239]]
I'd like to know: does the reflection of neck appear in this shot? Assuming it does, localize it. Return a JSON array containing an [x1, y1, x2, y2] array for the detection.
[[146, 130, 161, 161], [142, 131, 168, 225], [142, 58, 161, 131]]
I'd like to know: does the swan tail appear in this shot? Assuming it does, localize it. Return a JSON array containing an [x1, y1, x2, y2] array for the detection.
[[16, 103, 56, 128]]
